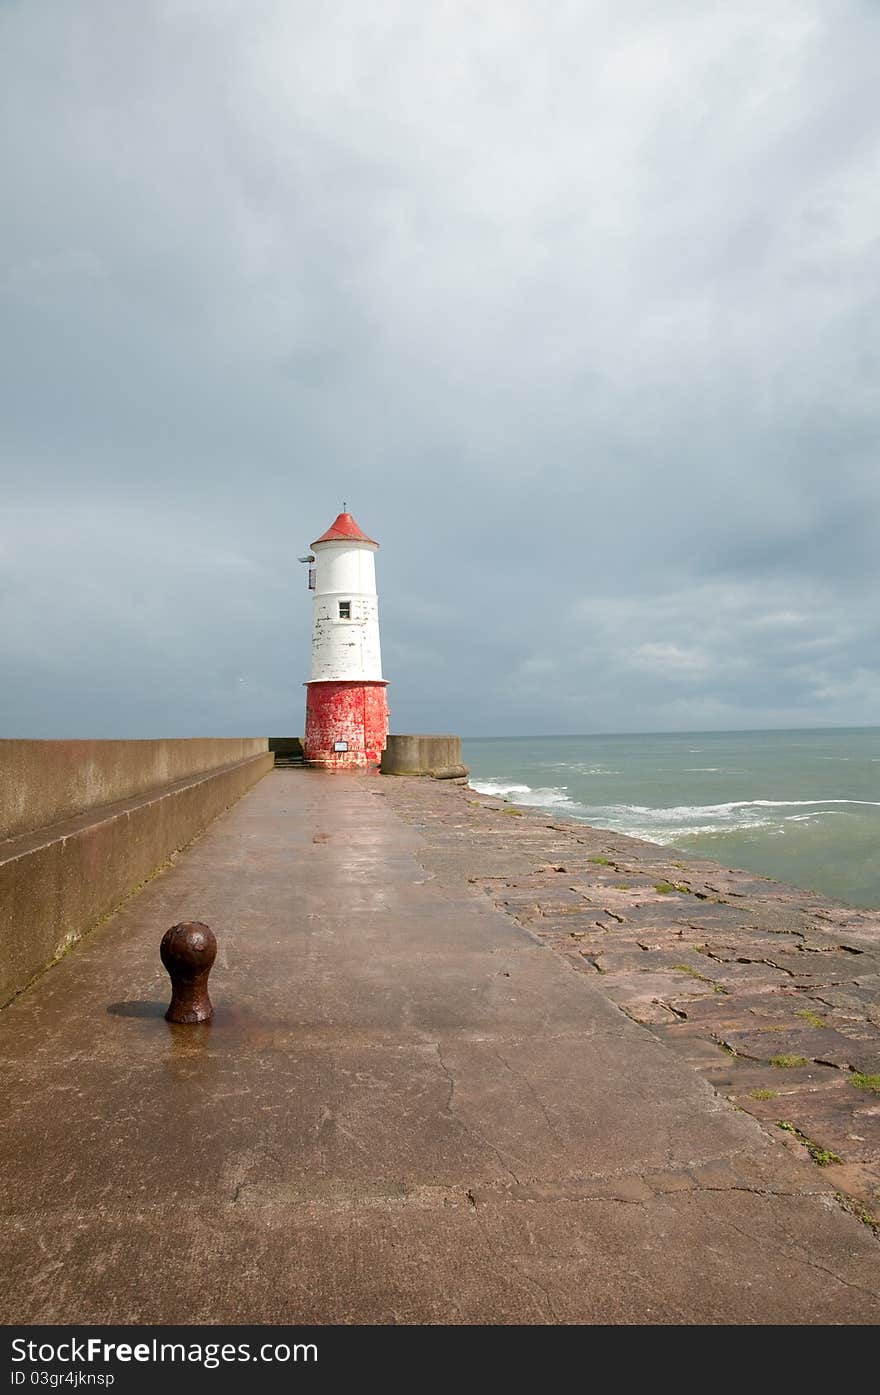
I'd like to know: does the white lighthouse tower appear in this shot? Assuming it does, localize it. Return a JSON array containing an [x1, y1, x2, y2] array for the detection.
[[302, 509, 389, 769]]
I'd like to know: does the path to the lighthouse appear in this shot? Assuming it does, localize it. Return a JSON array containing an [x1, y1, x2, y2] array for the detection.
[[1, 768, 877, 1323]]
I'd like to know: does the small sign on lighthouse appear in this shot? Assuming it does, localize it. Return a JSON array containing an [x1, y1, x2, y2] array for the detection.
[[302, 509, 389, 770]]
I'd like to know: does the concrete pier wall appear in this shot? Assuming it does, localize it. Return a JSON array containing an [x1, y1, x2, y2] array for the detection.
[[380, 733, 468, 778], [0, 739, 272, 1005], [0, 738, 269, 841]]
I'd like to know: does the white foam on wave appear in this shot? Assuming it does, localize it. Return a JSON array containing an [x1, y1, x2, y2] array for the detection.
[[622, 797, 880, 819], [469, 779, 532, 797], [469, 779, 582, 811], [583, 797, 876, 845], [541, 762, 622, 775], [520, 790, 584, 809], [469, 779, 880, 846], [624, 820, 780, 843]]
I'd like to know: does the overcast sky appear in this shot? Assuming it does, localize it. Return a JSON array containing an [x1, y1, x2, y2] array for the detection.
[[2, 1, 879, 738]]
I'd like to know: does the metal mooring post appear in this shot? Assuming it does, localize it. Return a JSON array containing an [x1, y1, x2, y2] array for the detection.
[[160, 922, 217, 1023]]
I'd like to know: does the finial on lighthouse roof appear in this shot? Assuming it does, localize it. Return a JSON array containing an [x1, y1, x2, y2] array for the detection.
[[311, 510, 379, 548]]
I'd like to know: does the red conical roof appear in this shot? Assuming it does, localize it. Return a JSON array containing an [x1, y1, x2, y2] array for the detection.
[[311, 511, 378, 548]]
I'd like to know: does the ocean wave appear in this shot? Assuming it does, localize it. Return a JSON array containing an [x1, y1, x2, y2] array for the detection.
[[619, 798, 880, 819], [624, 820, 779, 843], [469, 780, 533, 797], [539, 762, 622, 775], [468, 779, 880, 846], [469, 779, 582, 810], [596, 800, 869, 844]]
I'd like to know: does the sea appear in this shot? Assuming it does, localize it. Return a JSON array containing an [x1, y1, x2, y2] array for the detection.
[[462, 728, 880, 911]]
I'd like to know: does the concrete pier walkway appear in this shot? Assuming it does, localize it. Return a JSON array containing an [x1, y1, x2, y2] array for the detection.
[[2, 770, 878, 1323]]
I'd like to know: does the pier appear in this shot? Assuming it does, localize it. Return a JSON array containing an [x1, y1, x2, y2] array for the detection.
[[1, 766, 878, 1323]]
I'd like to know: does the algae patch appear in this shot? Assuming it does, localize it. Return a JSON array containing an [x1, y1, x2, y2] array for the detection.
[[776, 1120, 841, 1167], [850, 1072, 880, 1094], [671, 964, 724, 991], [835, 1193, 880, 1234], [795, 1009, 826, 1029]]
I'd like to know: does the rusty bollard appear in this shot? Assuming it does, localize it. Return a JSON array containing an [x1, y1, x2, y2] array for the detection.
[[160, 922, 217, 1024]]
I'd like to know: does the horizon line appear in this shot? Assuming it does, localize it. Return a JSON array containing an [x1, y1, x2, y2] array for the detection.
[[459, 723, 880, 740]]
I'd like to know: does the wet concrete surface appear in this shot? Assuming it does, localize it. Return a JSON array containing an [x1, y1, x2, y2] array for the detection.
[[384, 778, 880, 1233], [1, 770, 879, 1323]]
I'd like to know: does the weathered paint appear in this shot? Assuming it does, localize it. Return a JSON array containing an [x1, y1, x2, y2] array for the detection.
[[310, 588, 382, 682], [303, 511, 389, 769], [309, 528, 382, 683], [304, 680, 389, 767]]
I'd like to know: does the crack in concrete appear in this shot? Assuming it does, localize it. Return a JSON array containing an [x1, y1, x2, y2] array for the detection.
[[665, 1186, 880, 1295], [434, 1042, 523, 1187], [500, 1256, 561, 1323], [492, 1048, 561, 1147], [709, 1033, 862, 1078], [699, 946, 800, 978], [0, 1170, 839, 1226], [767, 1210, 880, 1297]]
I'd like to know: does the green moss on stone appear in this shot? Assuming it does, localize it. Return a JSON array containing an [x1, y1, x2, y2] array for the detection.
[[850, 1072, 880, 1094], [671, 963, 715, 984], [796, 1009, 826, 1029], [835, 1193, 880, 1232], [776, 1120, 841, 1167]]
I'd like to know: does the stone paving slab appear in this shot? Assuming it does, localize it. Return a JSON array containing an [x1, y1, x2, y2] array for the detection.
[[1, 770, 879, 1323], [382, 777, 880, 1233]]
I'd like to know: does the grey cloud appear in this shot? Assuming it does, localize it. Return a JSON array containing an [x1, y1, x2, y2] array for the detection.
[[1, 1, 879, 736]]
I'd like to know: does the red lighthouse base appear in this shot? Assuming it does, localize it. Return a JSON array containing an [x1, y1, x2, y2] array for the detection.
[[304, 681, 389, 770]]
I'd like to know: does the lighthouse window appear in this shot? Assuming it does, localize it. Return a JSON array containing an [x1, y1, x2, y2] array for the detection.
[[338, 600, 351, 619]]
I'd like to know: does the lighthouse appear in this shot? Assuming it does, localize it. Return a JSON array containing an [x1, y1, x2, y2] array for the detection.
[[302, 509, 389, 769]]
